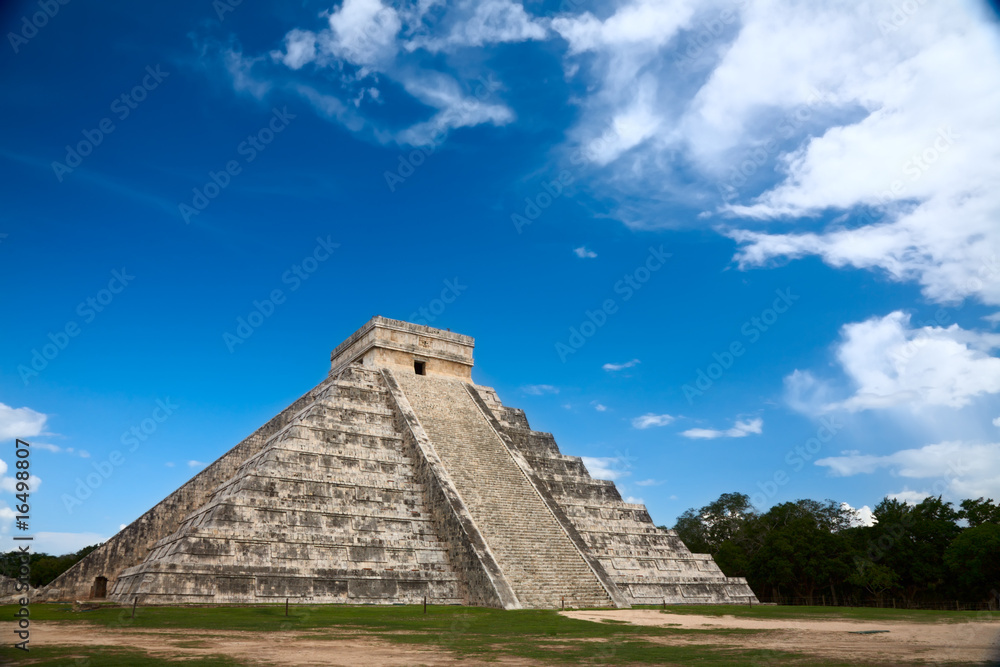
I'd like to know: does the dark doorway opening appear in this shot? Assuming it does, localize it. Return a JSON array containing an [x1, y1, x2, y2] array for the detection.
[[94, 576, 108, 598], [414, 360, 426, 375]]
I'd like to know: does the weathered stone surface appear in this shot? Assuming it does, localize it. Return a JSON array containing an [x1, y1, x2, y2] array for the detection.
[[44, 316, 757, 608]]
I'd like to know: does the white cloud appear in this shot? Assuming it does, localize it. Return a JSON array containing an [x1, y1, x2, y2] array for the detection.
[[841, 502, 875, 527], [829, 312, 1000, 411], [888, 489, 932, 505], [574, 246, 598, 259], [187, 460, 207, 468], [0, 458, 41, 495], [165, 461, 175, 467], [681, 417, 763, 439], [631, 413, 674, 429], [592, 402, 607, 412], [624, 495, 645, 505], [278, 0, 402, 70], [549, 0, 1000, 307], [551, 0, 699, 55], [816, 440, 1000, 501], [635, 478, 661, 487], [407, 0, 546, 52], [994, 417, 1000, 428], [521, 384, 559, 395], [0, 403, 47, 440], [581, 455, 631, 481], [603, 359, 640, 371], [985, 312, 1000, 327], [258, 0, 520, 147], [711, 2, 1000, 306]]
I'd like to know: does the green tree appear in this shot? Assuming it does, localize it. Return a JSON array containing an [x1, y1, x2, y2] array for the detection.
[[959, 498, 1000, 527], [673, 492, 757, 556], [748, 501, 852, 603], [944, 523, 1000, 600], [848, 559, 899, 605]]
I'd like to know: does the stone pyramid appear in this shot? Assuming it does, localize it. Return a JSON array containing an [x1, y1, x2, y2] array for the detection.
[[45, 317, 757, 609]]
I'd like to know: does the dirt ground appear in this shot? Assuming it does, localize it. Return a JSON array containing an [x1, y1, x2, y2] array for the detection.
[[562, 609, 1000, 664], [12, 612, 1000, 665], [16, 622, 536, 666]]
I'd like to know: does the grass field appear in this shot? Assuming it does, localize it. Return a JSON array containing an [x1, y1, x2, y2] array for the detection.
[[0, 603, 994, 666]]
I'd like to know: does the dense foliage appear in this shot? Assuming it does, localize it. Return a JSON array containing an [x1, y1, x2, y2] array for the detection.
[[670, 494, 1000, 606], [1, 543, 101, 588]]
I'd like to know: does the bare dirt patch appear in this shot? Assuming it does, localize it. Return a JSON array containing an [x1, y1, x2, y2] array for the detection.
[[18, 621, 536, 666], [561, 609, 1000, 664]]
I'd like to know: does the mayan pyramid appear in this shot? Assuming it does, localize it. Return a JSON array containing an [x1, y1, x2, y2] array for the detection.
[[45, 317, 757, 609]]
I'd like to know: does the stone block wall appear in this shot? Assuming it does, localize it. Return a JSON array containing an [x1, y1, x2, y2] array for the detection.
[[108, 367, 463, 605], [42, 375, 337, 601]]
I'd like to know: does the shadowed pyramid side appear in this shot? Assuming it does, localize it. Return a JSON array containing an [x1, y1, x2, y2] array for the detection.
[[110, 365, 462, 605]]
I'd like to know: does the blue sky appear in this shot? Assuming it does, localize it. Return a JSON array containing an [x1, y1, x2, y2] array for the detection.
[[3, 0, 1000, 554]]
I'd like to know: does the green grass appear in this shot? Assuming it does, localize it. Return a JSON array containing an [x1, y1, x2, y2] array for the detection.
[[1, 602, 989, 665], [0, 645, 244, 666], [647, 604, 1000, 624]]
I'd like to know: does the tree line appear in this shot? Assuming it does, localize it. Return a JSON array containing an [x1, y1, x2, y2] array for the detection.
[[669, 493, 1000, 607], [1, 544, 100, 588]]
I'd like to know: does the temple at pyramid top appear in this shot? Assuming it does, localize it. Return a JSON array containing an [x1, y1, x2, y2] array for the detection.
[[42, 317, 757, 609], [330, 316, 475, 381]]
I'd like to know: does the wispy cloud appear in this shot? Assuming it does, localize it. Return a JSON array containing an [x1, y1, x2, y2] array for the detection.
[[573, 246, 597, 259], [591, 402, 607, 412], [635, 478, 661, 487], [33, 442, 90, 458], [187, 460, 207, 468], [631, 413, 674, 429], [603, 359, 640, 371], [521, 384, 559, 395], [681, 417, 763, 439], [581, 455, 631, 481]]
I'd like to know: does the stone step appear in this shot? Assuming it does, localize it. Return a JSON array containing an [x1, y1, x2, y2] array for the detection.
[[395, 373, 610, 609]]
